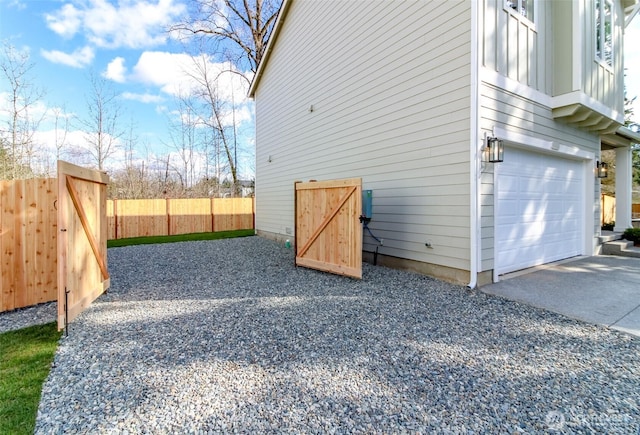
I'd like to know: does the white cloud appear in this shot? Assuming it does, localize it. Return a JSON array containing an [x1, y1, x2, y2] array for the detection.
[[104, 57, 127, 82], [131, 51, 251, 102], [121, 92, 164, 103], [45, 0, 186, 50], [4, 0, 27, 11], [218, 104, 252, 128], [45, 3, 82, 38], [0, 92, 51, 127], [131, 51, 194, 94], [33, 127, 128, 171], [127, 51, 254, 130], [41, 45, 94, 68]]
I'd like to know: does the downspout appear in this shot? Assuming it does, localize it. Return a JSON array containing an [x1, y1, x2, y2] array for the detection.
[[468, 0, 480, 289]]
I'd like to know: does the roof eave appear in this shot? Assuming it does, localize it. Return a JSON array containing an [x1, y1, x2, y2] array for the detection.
[[248, 0, 293, 98], [616, 125, 640, 143]]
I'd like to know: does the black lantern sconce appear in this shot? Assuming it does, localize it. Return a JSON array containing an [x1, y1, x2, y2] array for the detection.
[[485, 136, 504, 163], [596, 161, 609, 179]]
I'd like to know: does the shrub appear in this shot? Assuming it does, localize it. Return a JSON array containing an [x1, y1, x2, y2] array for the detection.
[[622, 227, 640, 244], [601, 221, 615, 231]]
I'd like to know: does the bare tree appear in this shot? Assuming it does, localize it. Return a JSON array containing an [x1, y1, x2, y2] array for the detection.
[[170, 0, 282, 77], [169, 1, 283, 191], [51, 106, 71, 161], [78, 73, 123, 170], [115, 118, 148, 198], [0, 42, 46, 179], [185, 54, 241, 194], [166, 93, 202, 195]]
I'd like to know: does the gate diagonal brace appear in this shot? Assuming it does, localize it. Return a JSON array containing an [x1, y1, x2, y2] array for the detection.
[[65, 175, 110, 280], [297, 185, 357, 258]]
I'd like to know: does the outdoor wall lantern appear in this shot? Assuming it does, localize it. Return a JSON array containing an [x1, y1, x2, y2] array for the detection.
[[485, 136, 504, 163], [596, 160, 609, 178]]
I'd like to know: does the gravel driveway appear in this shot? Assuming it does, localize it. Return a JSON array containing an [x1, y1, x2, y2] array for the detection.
[[35, 237, 639, 433]]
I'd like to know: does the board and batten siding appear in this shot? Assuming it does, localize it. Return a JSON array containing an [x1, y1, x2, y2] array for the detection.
[[483, 0, 624, 114], [551, 0, 624, 111], [576, 0, 624, 112], [482, 0, 550, 94], [479, 83, 602, 272], [254, 0, 473, 272]]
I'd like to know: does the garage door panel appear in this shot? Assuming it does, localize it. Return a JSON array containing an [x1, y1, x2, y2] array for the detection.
[[496, 147, 584, 275], [499, 175, 519, 193]]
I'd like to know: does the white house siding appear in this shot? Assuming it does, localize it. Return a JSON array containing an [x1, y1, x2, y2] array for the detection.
[[479, 0, 614, 275], [578, 0, 625, 112], [550, 0, 624, 111], [254, 0, 473, 272], [479, 83, 602, 272], [483, 0, 624, 115], [482, 0, 550, 95]]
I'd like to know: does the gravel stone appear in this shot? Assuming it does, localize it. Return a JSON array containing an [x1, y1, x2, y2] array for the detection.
[[33, 236, 639, 433], [0, 301, 56, 333]]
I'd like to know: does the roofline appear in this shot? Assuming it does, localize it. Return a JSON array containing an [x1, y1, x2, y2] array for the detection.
[[248, 0, 293, 98], [616, 124, 640, 143]]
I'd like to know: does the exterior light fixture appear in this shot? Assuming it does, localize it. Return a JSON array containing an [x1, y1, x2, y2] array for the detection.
[[485, 136, 504, 163], [596, 160, 608, 178]]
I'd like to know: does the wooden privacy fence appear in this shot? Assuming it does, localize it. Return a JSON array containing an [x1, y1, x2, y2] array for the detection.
[[107, 197, 255, 239], [295, 178, 362, 279], [600, 195, 640, 224], [1, 178, 57, 312], [1, 161, 110, 325]]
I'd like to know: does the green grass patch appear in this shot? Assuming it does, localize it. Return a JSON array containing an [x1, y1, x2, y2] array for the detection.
[[107, 229, 255, 248], [0, 322, 62, 435]]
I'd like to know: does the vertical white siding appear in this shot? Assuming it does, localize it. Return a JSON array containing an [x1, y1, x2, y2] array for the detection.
[[482, 0, 548, 93], [551, 0, 623, 110], [579, 0, 624, 111], [255, 0, 473, 271], [483, 0, 624, 114]]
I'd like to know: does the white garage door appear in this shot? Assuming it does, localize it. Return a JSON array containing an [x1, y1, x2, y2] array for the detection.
[[495, 147, 584, 275]]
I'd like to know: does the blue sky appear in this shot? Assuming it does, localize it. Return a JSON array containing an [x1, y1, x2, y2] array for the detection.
[[0, 0, 254, 178], [0, 0, 639, 178]]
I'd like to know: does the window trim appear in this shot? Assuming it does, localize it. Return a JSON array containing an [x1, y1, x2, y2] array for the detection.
[[595, 0, 614, 69]]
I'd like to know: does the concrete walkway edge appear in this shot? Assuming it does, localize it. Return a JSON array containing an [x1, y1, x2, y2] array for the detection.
[[481, 255, 640, 338]]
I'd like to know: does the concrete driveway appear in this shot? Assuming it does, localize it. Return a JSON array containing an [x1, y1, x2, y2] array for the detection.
[[482, 255, 640, 338]]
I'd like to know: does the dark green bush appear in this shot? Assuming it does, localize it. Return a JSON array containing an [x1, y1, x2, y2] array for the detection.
[[622, 227, 640, 244], [601, 221, 615, 231]]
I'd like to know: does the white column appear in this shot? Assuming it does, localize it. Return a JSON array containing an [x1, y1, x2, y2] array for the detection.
[[614, 146, 632, 231]]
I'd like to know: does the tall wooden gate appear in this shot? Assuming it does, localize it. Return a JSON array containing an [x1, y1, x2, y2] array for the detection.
[[295, 178, 362, 279], [57, 161, 110, 330]]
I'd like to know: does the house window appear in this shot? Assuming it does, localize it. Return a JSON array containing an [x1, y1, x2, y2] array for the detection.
[[595, 0, 613, 67], [506, 0, 534, 22]]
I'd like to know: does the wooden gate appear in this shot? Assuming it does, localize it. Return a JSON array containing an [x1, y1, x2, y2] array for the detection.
[[295, 178, 362, 279], [57, 161, 110, 330]]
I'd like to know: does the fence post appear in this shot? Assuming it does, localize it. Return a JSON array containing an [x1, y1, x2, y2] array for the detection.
[[166, 198, 171, 236], [114, 198, 118, 240], [211, 197, 215, 233]]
